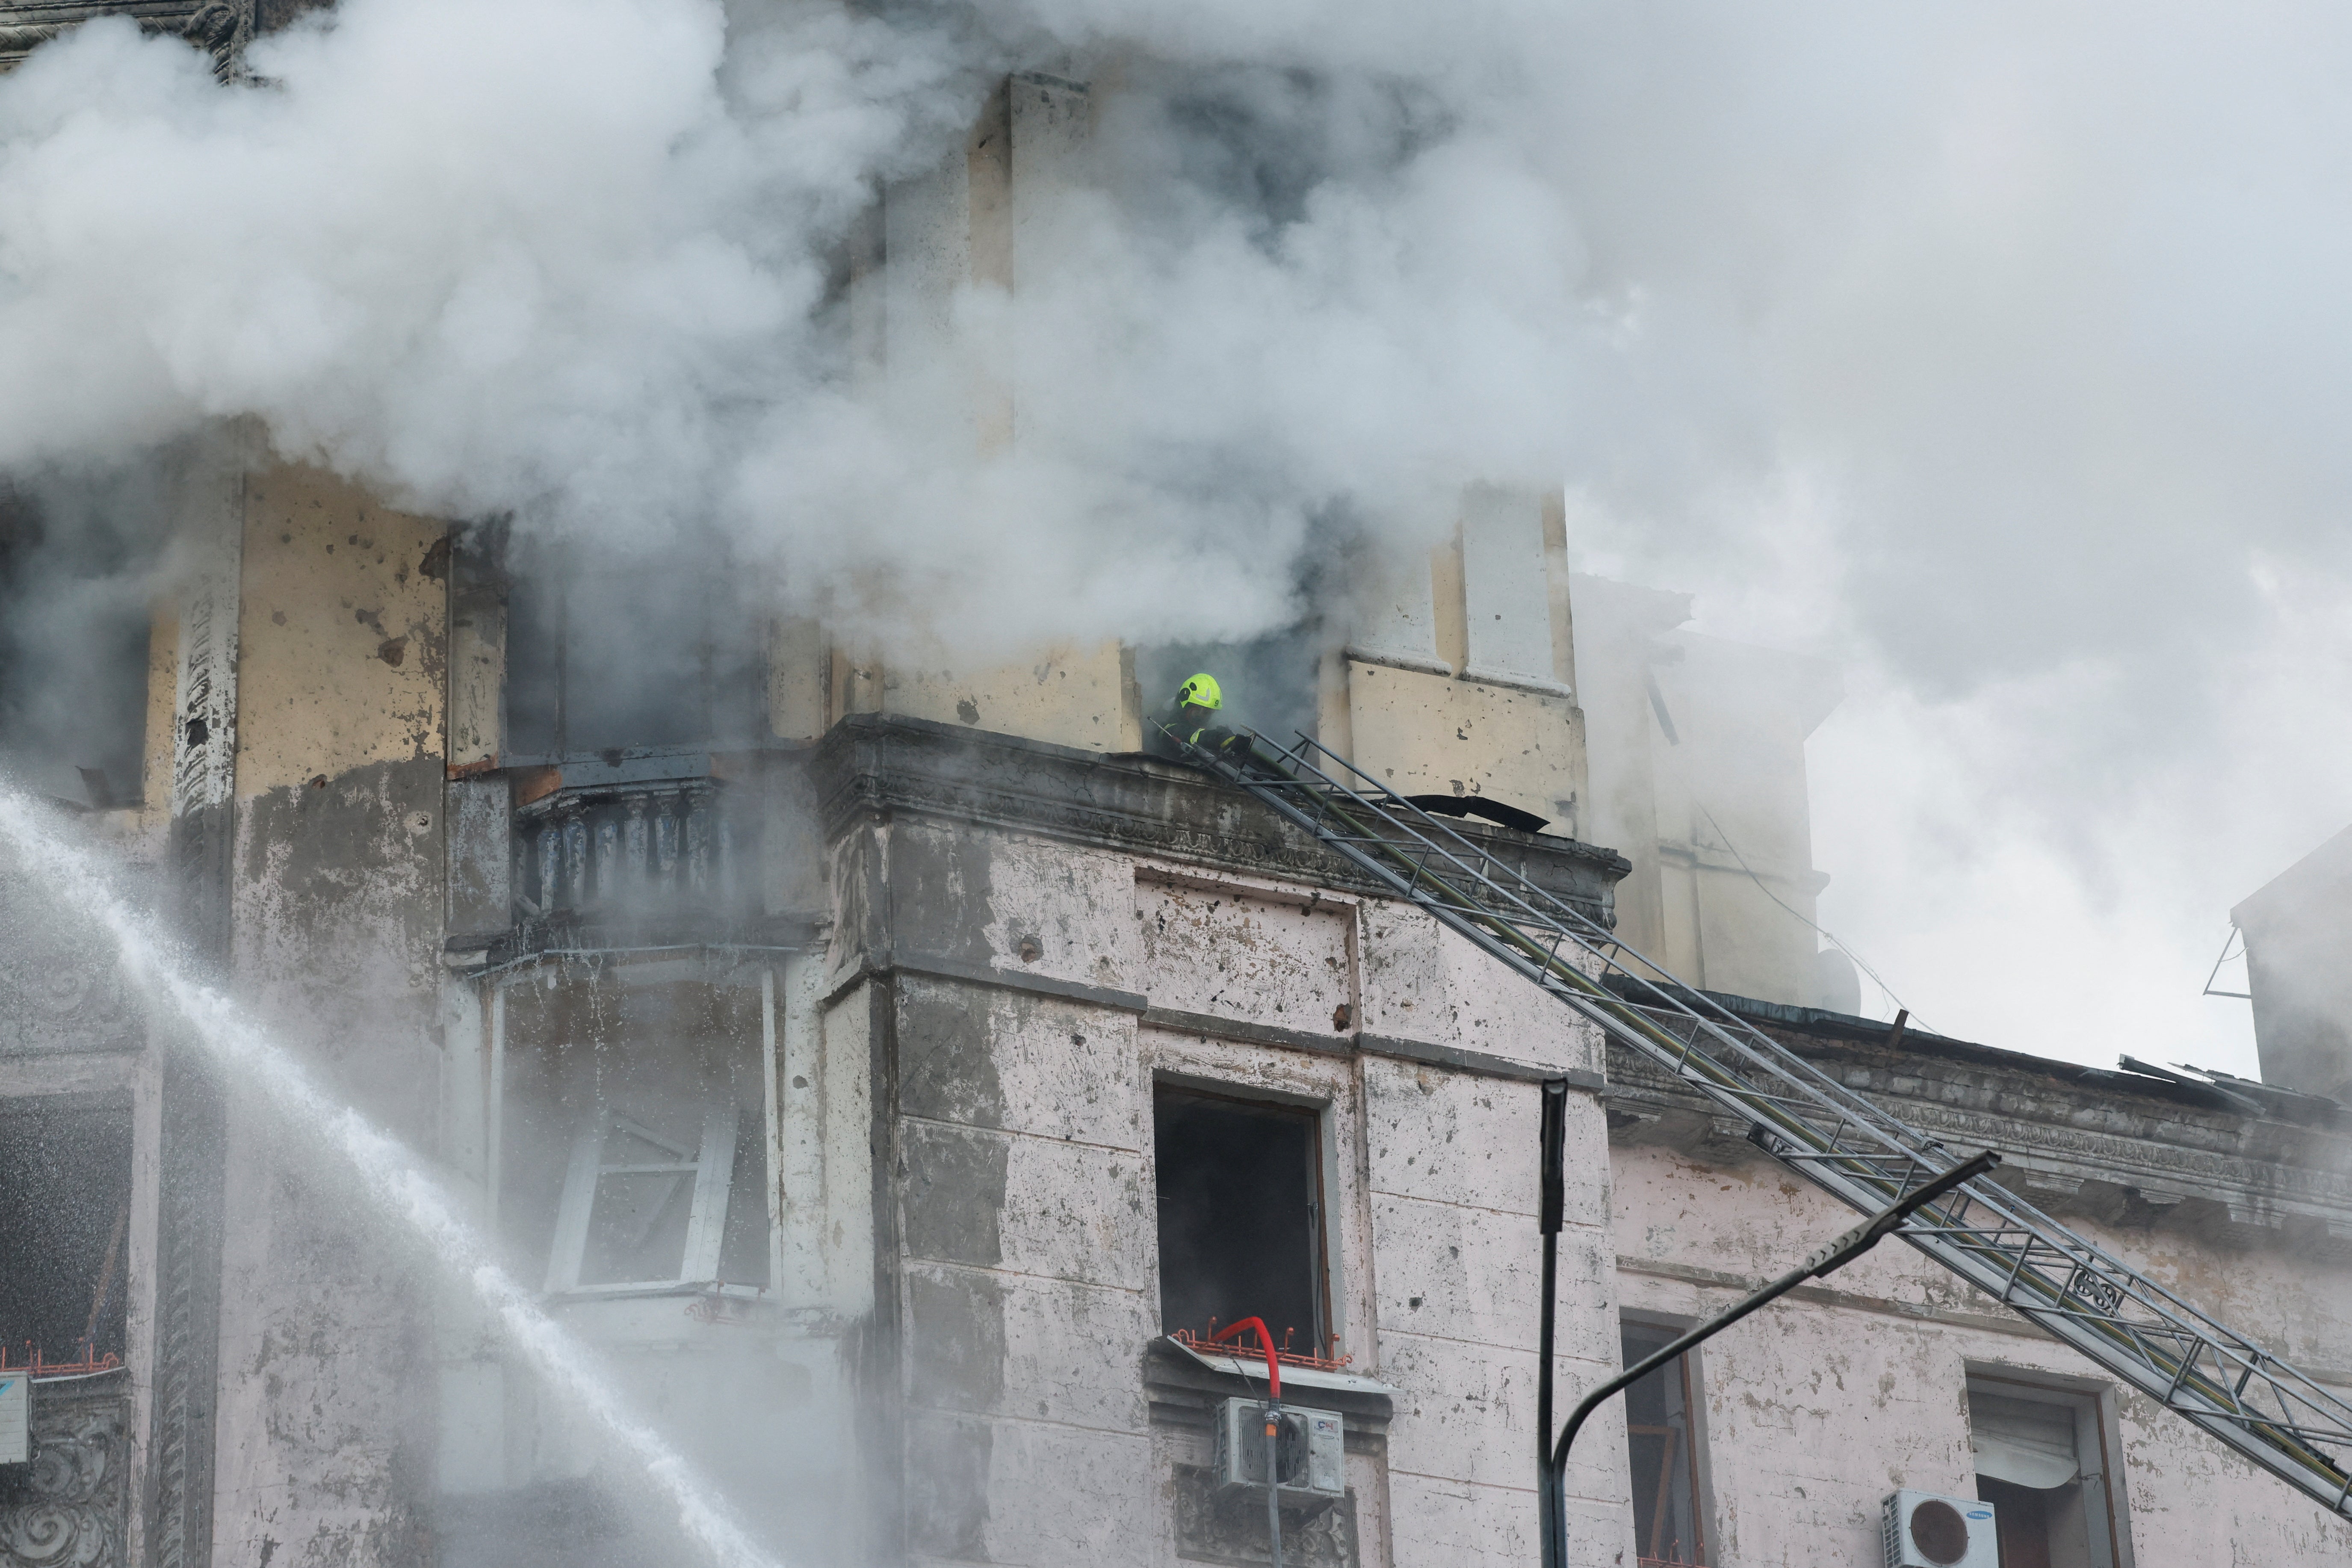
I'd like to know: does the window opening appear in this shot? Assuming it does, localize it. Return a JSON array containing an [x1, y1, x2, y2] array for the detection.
[[1152, 1086, 1329, 1358], [0, 480, 155, 811], [1620, 1319, 1706, 1568], [1969, 1376, 2120, 1568], [504, 549, 765, 765], [496, 974, 769, 1296], [0, 1099, 134, 1367], [1137, 622, 1324, 753]]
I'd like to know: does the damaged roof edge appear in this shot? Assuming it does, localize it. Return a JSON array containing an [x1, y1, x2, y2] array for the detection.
[[1684, 984, 2341, 1125]]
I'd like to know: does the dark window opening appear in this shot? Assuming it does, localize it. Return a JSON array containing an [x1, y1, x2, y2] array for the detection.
[[0, 479, 156, 810], [1969, 1379, 2119, 1568], [1137, 625, 1321, 756], [0, 1099, 134, 1365], [1621, 1320, 1706, 1568], [1152, 1086, 1328, 1357], [504, 549, 765, 764]]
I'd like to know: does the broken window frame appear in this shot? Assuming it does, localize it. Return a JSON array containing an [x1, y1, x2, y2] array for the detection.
[[1150, 1078, 1336, 1360], [1965, 1369, 2130, 1568], [542, 1101, 742, 1296], [484, 959, 783, 1304], [1617, 1311, 1712, 1568]]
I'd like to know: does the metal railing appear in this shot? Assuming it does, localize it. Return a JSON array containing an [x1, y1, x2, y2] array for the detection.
[[1176, 726, 2352, 1520]]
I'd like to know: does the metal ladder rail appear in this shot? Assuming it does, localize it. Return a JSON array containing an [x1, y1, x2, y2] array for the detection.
[[1184, 729, 2352, 1515], [1247, 738, 2352, 1508], [1253, 738, 2352, 1506]]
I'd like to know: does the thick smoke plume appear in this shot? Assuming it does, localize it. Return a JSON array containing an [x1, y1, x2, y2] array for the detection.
[[8, 1, 2352, 1064], [0, 0, 1599, 653]]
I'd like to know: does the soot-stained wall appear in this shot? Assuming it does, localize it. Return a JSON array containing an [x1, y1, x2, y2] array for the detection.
[[214, 462, 448, 1568]]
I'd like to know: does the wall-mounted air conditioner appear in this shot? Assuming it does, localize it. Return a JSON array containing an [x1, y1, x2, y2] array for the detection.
[[1213, 1398, 1344, 1503], [1882, 1489, 1998, 1567]]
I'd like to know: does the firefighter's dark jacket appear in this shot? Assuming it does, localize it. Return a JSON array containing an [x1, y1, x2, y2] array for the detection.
[[1146, 702, 1238, 761]]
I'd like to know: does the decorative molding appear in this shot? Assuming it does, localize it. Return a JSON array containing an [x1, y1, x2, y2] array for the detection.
[[0, 1384, 132, 1568], [1607, 1034, 2352, 1238], [0, 5, 245, 73], [142, 1047, 224, 1568], [143, 443, 241, 1568]]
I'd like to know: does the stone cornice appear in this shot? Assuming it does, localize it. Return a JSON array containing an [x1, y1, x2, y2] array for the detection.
[[1607, 1024, 2352, 1246], [806, 713, 1630, 926]]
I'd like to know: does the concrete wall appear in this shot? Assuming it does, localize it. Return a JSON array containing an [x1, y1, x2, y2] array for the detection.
[[822, 753, 1628, 1568], [212, 461, 449, 1568], [1337, 490, 1591, 842], [1613, 1135, 2352, 1567]]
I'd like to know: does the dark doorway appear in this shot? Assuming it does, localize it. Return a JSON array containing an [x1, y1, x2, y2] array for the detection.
[[0, 1099, 134, 1364], [1152, 1086, 1327, 1357], [1621, 1320, 1707, 1566]]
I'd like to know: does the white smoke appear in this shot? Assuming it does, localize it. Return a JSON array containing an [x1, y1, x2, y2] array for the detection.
[[9, 0, 2352, 1062], [0, 0, 1606, 654]]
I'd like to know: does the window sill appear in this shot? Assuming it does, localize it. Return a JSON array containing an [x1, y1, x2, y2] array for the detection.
[[1143, 1336, 1395, 1428]]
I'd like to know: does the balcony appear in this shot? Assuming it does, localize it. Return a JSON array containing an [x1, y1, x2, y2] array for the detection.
[[511, 758, 754, 927]]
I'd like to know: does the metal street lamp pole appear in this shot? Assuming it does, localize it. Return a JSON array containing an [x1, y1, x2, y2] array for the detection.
[[1534, 1115, 2000, 1568]]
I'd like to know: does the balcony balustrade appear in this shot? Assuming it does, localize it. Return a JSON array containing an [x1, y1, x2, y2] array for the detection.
[[512, 773, 748, 923]]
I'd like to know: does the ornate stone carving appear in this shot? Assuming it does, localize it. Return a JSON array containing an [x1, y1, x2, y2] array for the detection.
[[1171, 1464, 1355, 1568], [0, 1386, 131, 1568]]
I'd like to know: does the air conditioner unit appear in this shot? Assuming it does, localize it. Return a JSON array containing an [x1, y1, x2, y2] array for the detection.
[[1882, 1489, 1998, 1568], [1213, 1398, 1344, 1502]]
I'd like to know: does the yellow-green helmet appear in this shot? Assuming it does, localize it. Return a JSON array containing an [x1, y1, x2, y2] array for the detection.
[[1177, 672, 1223, 711]]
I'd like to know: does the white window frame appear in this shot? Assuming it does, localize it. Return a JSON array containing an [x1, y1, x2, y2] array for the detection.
[[1965, 1368, 2133, 1568], [543, 1101, 740, 1295]]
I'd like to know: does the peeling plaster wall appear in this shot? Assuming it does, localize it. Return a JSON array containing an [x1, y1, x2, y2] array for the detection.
[[1612, 1138, 2352, 1567], [213, 462, 449, 1568]]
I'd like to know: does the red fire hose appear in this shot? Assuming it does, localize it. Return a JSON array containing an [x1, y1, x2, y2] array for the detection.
[[1214, 1317, 1285, 1568], [1211, 1317, 1281, 1400]]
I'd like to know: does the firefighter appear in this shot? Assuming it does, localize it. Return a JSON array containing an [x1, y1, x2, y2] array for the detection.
[[1148, 671, 1239, 759]]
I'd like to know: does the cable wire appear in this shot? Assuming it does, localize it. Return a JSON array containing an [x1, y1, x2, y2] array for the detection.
[[1692, 799, 1931, 1034]]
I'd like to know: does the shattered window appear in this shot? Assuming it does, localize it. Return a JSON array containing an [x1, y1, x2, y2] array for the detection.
[[1152, 1085, 1329, 1358], [1620, 1319, 1706, 1567], [0, 1099, 134, 1365]]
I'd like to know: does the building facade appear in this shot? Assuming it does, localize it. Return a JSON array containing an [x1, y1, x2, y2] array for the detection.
[[2, 16, 2352, 1568]]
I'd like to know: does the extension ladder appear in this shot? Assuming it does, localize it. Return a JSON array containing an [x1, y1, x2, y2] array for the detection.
[[1177, 729, 2352, 1519]]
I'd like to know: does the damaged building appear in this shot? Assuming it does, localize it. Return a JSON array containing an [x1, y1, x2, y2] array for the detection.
[[2, 14, 2352, 1568]]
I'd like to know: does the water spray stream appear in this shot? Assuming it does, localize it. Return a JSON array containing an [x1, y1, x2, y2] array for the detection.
[[0, 789, 787, 1568]]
